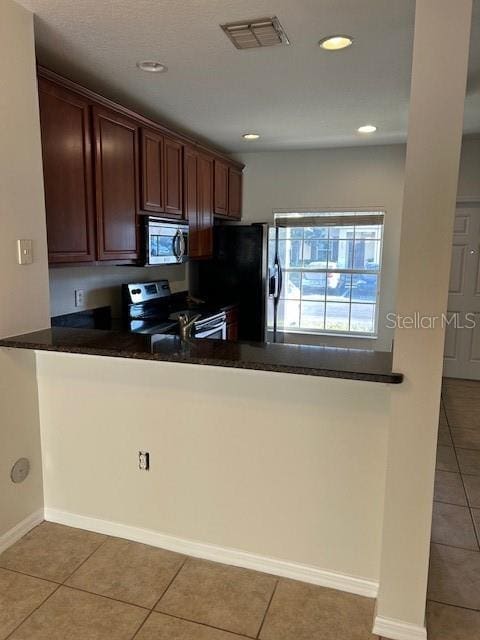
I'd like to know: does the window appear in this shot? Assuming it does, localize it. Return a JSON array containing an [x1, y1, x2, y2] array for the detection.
[[269, 211, 384, 336]]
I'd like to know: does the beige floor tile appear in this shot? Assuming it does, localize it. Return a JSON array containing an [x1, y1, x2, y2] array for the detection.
[[434, 471, 467, 505], [428, 543, 480, 609], [444, 389, 480, 405], [470, 509, 480, 539], [259, 579, 376, 640], [456, 449, 480, 476], [66, 537, 185, 608], [463, 476, 480, 508], [0, 522, 106, 583], [0, 568, 57, 639], [436, 445, 459, 472], [442, 378, 480, 401], [157, 558, 276, 637], [135, 612, 247, 639], [445, 393, 480, 409], [448, 410, 480, 430], [431, 502, 478, 550], [9, 586, 147, 640], [451, 428, 480, 451], [439, 405, 448, 427], [427, 601, 480, 639], [437, 426, 452, 446]]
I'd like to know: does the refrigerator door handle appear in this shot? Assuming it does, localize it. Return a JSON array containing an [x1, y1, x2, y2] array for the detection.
[[276, 260, 283, 300], [268, 267, 277, 296]]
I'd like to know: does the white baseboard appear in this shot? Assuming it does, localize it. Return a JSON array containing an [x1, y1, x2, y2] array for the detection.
[[0, 509, 44, 554], [373, 615, 427, 640], [44, 508, 378, 598]]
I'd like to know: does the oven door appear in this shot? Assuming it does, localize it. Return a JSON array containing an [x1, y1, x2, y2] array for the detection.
[[146, 219, 188, 265], [194, 315, 227, 340]]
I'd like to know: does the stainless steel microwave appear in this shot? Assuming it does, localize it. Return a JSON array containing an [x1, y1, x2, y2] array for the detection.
[[144, 217, 189, 266]]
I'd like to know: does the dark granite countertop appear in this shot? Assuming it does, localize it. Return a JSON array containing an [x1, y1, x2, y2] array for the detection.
[[0, 327, 402, 384]]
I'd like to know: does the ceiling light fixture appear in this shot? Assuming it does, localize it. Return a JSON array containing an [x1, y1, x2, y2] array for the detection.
[[357, 125, 377, 134], [136, 61, 168, 73], [319, 35, 353, 51], [242, 133, 260, 140]]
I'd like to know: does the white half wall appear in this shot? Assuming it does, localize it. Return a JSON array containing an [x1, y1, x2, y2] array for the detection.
[[0, 0, 49, 539], [37, 351, 390, 588]]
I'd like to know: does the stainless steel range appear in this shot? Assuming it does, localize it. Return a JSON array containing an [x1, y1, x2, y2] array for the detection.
[[122, 280, 227, 339]]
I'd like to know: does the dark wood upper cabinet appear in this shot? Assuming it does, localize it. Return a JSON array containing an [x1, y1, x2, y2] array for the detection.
[[92, 107, 139, 261], [214, 160, 229, 216], [164, 137, 183, 218], [140, 128, 164, 214], [197, 153, 214, 259], [184, 147, 200, 257], [37, 67, 243, 265], [228, 167, 242, 219], [185, 147, 213, 259], [38, 78, 95, 264]]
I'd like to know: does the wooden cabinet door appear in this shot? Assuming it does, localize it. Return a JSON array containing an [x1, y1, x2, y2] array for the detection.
[[93, 107, 139, 261], [164, 137, 183, 218], [185, 148, 213, 259], [140, 128, 164, 213], [184, 147, 200, 257], [38, 79, 95, 264], [225, 307, 239, 341], [228, 167, 242, 219], [197, 153, 214, 258], [227, 321, 239, 341], [214, 160, 228, 216]]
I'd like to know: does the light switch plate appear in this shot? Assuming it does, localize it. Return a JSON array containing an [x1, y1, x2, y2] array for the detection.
[[17, 239, 33, 265]]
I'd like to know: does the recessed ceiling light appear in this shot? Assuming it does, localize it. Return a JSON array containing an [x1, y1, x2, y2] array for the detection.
[[319, 35, 353, 51], [242, 133, 260, 140], [136, 61, 168, 73], [357, 125, 377, 134]]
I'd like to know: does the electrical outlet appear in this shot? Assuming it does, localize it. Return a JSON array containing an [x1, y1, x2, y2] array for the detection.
[[75, 289, 85, 307], [138, 451, 150, 471], [17, 239, 33, 265]]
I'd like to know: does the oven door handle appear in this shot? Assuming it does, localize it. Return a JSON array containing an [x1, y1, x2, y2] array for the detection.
[[195, 319, 227, 339]]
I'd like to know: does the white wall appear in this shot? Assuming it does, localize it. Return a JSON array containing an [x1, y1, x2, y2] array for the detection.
[[49, 264, 187, 318], [458, 137, 480, 199], [376, 1, 473, 634], [0, 0, 49, 538], [0, 350, 44, 539], [37, 351, 390, 586], [235, 138, 480, 351]]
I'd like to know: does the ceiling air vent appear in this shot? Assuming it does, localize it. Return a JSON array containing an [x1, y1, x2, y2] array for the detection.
[[221, 16, 290, 50]]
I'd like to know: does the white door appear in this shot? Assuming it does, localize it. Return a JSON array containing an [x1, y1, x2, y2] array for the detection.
[[443, 204, 480, 379]]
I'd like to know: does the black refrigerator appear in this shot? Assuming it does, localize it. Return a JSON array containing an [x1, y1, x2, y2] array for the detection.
[[190, 224, 283, 343]]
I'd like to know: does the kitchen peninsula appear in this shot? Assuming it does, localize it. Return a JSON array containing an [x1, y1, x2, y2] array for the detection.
[[0, 328, 402, 383]]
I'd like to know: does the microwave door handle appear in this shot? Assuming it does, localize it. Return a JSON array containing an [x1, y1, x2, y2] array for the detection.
[[173, 231, 182, 261], [178, 231, 186, 259]]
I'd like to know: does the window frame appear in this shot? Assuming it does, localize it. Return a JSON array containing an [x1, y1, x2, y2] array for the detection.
[[272, 209, 385, 338]]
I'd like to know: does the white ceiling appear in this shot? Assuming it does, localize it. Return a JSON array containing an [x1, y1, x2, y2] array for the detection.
[[19, 0, 480, 152]]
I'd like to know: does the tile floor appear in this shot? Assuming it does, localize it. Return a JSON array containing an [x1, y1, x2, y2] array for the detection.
[[428, 377, 480, 639], [0, 521, 378, 640]]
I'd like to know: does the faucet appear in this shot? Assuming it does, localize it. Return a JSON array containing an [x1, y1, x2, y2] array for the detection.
[[178, 313, 201, 340]]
